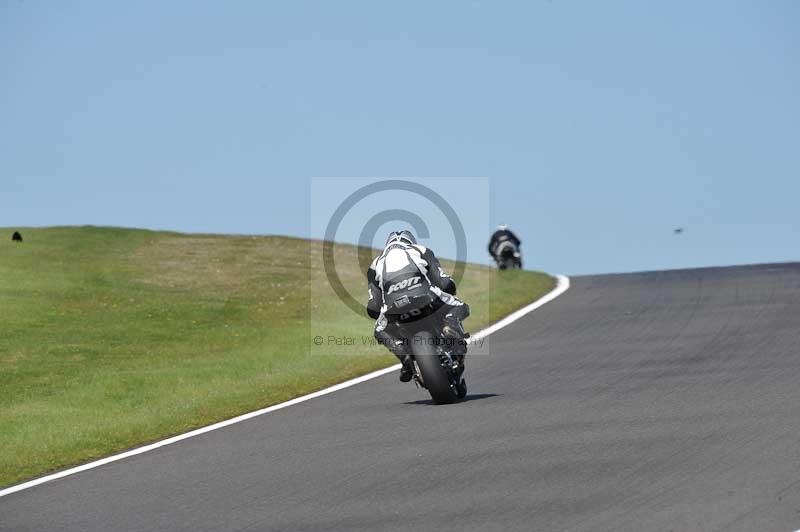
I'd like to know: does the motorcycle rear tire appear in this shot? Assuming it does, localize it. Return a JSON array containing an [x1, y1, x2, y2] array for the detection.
[[412, 331, 460, 404]]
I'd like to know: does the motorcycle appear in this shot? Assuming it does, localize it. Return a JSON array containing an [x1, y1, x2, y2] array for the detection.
[[494, 240, 522, 270], [389, 301, 468, 404]]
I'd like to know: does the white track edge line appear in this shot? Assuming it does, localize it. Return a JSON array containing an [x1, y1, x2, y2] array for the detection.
[[468, 274, 570, 343], [0, 274, 570, 498]]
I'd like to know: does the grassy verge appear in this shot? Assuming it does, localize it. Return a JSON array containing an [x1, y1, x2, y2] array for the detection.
[[0, 226, 554, 487]]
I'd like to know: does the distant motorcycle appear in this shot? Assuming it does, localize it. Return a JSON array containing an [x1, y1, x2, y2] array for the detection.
[[493, 240, 522, 270]]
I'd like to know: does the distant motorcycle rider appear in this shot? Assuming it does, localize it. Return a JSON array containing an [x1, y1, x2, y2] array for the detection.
[[367, 230, 470, 382], [488, 224, 522, 267]]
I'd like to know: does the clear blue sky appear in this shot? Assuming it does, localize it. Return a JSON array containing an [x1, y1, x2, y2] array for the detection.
[[2, 1, 798, 275]]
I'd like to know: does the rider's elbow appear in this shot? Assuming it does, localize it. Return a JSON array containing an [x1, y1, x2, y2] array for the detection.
[[442, 279, 457, 296]]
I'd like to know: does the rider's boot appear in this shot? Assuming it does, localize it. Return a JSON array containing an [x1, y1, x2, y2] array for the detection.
[[397, 353, 414, 382], [376, 329, 413, 382], [442, 313, 468, 367]]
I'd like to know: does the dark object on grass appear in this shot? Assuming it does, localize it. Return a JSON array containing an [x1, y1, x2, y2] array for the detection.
[[12, 231, 23, 242]]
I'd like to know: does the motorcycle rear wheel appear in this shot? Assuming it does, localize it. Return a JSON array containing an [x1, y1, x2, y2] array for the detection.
[[412, 331, 460, 404]]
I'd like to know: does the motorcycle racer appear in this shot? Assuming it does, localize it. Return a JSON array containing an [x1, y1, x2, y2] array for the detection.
[[367, 230, 470, 382]]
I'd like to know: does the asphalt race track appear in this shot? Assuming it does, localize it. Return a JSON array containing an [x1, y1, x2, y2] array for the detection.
[[3, 263, 800, 532]]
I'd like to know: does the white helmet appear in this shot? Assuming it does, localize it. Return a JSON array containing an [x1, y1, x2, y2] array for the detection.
[[385, 230, 416, 247]]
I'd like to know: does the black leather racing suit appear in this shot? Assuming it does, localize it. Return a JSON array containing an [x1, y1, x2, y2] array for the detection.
[[366, 242, 469, 360], [488, 229, 521, 260]]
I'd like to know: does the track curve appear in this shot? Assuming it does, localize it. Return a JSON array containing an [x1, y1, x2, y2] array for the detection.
[[2, 263, 800, 532]]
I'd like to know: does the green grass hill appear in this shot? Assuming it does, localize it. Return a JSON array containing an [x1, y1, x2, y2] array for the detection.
[[0, 226, 554, 487]]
